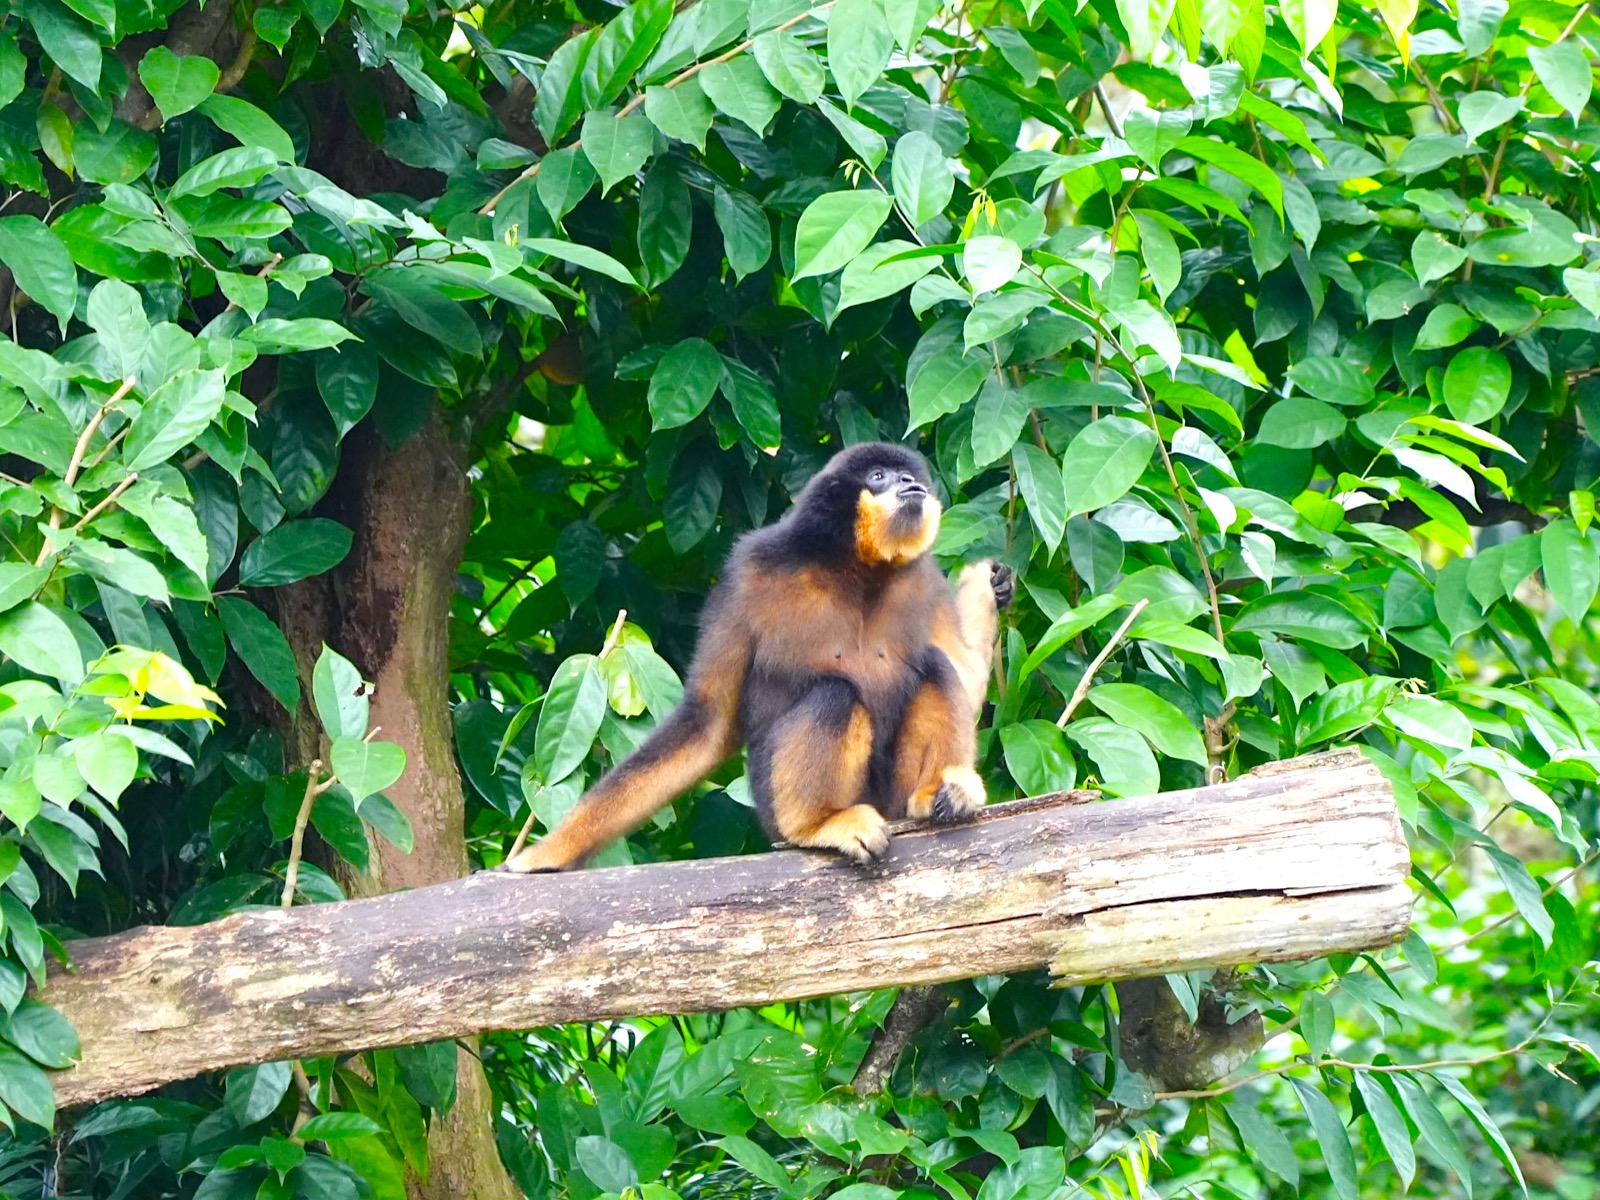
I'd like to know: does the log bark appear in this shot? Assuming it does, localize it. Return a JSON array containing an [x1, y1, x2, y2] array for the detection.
[[41, 749, 1409, 1108]]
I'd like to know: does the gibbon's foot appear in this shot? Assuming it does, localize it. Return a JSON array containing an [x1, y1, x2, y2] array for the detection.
[[989, 562, 1015, 610], [801, 804, 891, 865], [930, 766, 986, 825]]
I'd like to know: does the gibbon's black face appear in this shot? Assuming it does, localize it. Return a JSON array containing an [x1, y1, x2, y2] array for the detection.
[[841, 444, 941, 567], [787, 442, 942, 567]]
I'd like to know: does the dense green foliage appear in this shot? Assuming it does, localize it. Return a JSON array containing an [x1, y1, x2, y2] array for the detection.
[[0, 0, 1598, 1195]]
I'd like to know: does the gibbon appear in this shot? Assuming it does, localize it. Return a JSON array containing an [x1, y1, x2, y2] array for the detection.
[[502, 441, 1012, 871]]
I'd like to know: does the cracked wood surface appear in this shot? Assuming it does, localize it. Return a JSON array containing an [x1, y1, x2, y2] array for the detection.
[[41, 749, 1410, 1106]]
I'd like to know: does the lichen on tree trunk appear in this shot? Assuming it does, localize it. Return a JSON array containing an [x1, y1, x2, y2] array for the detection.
[[271, 412, 519, 1200]]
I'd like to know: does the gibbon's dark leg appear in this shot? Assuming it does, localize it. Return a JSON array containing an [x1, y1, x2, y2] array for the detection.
[[750, 677, 887, 864], [894, 655, 985, 825]]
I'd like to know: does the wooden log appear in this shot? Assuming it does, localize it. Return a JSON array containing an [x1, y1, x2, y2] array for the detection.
[[41, 750, 1409, 1107]]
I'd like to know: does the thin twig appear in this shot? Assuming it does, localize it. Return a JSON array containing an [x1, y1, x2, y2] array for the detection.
[[1092, 82, 1125, 139], [281, 760, 328, 909], [1057, 598, 1149, 728], [479, 2, 838, 215], [1153, 1039, 1536, 1101], [35, 377, 136, 566], [69, 473, 139, 533]]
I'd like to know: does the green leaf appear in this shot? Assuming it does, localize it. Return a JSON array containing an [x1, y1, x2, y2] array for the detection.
[[838, 239, 937, 313], [534, 28, 596, 145], [357, 793, 414, 853], [1066, 716, 1159, 795], [1086, 682, 1207, 765], [1108, 299, 1182, 371], [891, 131, 953, 227], [238, 318, 355, 354], [713, 187, 771, 280], [198, 94, 295, 163], [1123, 108, 1192, 170], [72, 731, 137, 804], [523, 237, 638, 289], [582, 109, 655, 195], [0, 603, 82, 682], [312, 644, 368, 741], [815, 96, 887, 170], [330, 737, 406, 800], [1564, 265, 1600, 317], [529, 148, 593, 225], [1413, 232, 1468, 285], [1457, 91, 1523, 143], [238, 519, 353, 588], [1235, 592, 1368, 649], [576, 1135, 639, 1194], [1061, 415, 1158, 515], [1225, 1091, 1300, 1185], [315, 344, 380, 437], [1257, 397, 1347, 448], [907, 344, 987, 431], [999, 720, 1075, 795], [969, 373, 1033, 464], [1394, 1075, 1476, 1195], [1291, 1079, 1358, 1200], [2, 997, 78, 1069], [1528, 38, 1592, 118], [0, 37, 25, 110], [137, 45, 220, 120], [171, 146, 281, 198], [1542, 518, 1600, 619], [0, 218, 74, 336], [24, 0, 100, 90], [644, 78, 715, 151], [1442, 346, 1511, 423], [297, 1112, 383, 1141], [648, 338, 723, 430], [752, 32, 826, 105], [962, 235, 1021, 293], [72, 120, 156, 186], [1415, 303, 1480, 350], [1301, 992, 1334, 1057], [534, 655, 609, 785], [793, 190, 893, 281], [1013, 442, 1067, 553], [698, 58, 781, 135], [1117, 0, 1179, 58], [584, 0, 674, 108], [0, 564, 46, 614], [1175, 135, 1283, 218], [225, 1061, 292, 1126], [1354, 1071, 1416, 1191], [1433, 1072, 1529, 1196], [217, 596, 300, 713], [720, 359, 782, 450], [885, 0, 939, 53], [828, 0, 894, 107], [0, 1045, 55, 1129], [1132, 210, 1181, 301]]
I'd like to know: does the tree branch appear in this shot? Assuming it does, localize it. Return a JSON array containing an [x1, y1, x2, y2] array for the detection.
[[40, 751, 1408, 1108]]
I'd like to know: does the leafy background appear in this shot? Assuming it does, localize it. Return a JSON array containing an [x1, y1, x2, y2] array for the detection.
[[0, 0, 1598, 1195]]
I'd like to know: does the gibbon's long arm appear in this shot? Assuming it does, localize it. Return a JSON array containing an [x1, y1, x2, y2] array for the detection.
[[936, 563, 1005, 714], [503, 594, 752, 872]]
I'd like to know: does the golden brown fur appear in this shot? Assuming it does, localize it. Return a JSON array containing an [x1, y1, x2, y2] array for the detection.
[[502, 443, 1010, 872]]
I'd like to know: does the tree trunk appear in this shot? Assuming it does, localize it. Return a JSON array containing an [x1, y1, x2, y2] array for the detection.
[[270, 414, 519, 1200], [42, 750, 1410, 1107]]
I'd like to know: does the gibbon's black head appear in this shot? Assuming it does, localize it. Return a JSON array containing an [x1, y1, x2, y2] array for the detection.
[[788, 442, 941, 568]]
